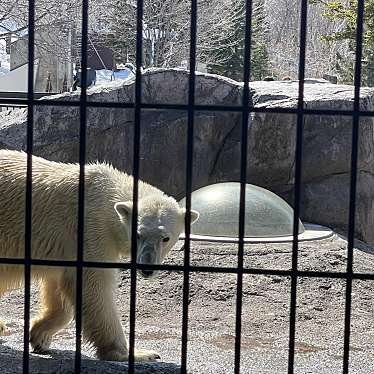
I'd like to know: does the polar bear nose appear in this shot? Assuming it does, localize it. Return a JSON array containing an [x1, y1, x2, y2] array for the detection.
[[138, 244, 160, 279], [140, 269, 155, 278]]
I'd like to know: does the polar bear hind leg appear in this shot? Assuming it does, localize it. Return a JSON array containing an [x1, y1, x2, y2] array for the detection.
[[0, 289, 6, 335], [0, 266, 24, 336], [0, 292, 5, 336], [30, 278, 74, 353]]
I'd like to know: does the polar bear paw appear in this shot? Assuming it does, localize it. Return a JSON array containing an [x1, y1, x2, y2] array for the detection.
[[134, 348, 161, 362], [98, 347, 160, 362], [30, 326, 53, 354], [0, 320, 6, 336]]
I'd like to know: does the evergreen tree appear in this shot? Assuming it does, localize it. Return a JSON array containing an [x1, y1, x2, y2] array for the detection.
[[251, 0, 271, 80], [207, 1, 245, 80], [310, 0, 374, 86], [208, 0, 271, 81]]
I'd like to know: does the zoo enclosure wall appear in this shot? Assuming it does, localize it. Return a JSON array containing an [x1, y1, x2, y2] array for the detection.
[[0, 1, 372, 374]]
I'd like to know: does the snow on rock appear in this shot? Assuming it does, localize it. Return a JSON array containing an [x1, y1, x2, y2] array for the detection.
[[95, 68, 134, 85]]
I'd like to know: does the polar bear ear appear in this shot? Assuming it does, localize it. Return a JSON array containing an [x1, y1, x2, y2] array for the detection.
[[180, 208, 200, 224], [114, 201, 133, 221]]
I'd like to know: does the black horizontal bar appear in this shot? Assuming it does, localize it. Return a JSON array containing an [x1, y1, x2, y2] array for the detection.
[[1, 256, 373, 279], [0, 92, 57, 99], [0, 98, 374, 117], [0, 102, 26, 106]]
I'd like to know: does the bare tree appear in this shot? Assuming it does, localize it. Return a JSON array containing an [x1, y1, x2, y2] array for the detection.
[[1, 0, 80, 63], [265, 0, 350, 79], [84, 0, 248, 70], [1, 0, 355, 82]]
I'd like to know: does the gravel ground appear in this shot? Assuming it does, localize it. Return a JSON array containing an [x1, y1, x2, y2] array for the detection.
[[1, 234, 374, 373]]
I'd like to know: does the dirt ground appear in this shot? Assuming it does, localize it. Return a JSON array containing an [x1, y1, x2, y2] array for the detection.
[[1, 234, 374, 373]]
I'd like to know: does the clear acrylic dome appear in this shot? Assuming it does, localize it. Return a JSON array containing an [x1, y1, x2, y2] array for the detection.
[[179, 182, 305, 238]]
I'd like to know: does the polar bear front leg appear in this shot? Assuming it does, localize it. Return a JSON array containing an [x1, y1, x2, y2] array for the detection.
[[78, 269, 160, 362]]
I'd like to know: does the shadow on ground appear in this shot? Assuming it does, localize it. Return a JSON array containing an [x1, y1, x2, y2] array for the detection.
[[0, 345, 181, 374]]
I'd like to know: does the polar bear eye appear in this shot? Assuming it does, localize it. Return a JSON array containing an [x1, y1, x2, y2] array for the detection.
[[162, 237, 170, 243]]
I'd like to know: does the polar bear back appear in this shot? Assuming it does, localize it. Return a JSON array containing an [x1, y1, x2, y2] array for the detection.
[[0, 150, 162, 262]]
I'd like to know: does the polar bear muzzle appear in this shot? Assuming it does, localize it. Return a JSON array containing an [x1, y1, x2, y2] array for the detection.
[[137, 243, 160, 279]]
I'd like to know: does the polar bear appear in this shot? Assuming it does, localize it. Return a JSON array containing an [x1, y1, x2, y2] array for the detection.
[[0, 150, 199, 361]]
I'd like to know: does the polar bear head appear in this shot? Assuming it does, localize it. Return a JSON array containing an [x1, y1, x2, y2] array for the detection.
[[114, 195, 199, 278]]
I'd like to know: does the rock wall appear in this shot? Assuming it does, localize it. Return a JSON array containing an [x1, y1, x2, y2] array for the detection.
[[1, 69, 374, 244]]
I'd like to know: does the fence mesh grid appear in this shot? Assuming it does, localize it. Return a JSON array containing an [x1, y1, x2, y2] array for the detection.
[[0, 0, 368, 373]]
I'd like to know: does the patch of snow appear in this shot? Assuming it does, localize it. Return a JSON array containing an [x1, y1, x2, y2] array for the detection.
[[0, 40, 10, 76], [0, 66, 9, 76], [0, 61, 10, 76], [0, 19, 28, 37], [95, 68, 134, 84]]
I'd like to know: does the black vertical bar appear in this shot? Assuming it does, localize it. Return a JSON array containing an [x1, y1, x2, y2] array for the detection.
[[287, 1, 308, 373], [75, 0, 89, 372], [128, 0, 143, 372], [342, 1, 365, 373], [23, 0, 35, 372], [180, 0, 197, 372], [234, 0, 253, 373]]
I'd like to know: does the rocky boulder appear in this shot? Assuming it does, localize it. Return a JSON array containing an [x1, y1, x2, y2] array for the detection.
[[0, 69, 374, 245], [250, 79, 374, 244]]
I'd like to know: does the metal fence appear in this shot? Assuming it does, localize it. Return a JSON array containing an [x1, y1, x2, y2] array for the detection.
[[0, 0, 371, 373]]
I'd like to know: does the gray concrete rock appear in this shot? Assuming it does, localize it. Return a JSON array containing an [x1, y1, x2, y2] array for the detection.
[[0, 69, 245, 200], [250, 80, 374, 244], [0, 70, 374, 244]]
